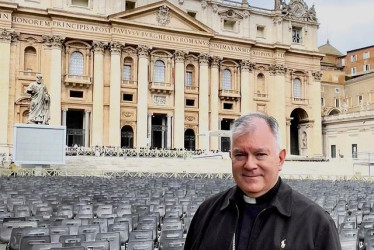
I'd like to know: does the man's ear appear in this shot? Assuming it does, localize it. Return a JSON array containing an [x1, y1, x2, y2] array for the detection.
[[278, 149, 286, 170]]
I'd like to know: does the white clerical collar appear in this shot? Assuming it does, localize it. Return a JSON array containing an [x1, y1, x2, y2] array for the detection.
[[243, 195, 256, 204]]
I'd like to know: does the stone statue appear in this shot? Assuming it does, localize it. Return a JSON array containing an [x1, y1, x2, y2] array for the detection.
[[274, 0, 281, 10], [27, 74, 50, 125], [302, 131, 307, 148]]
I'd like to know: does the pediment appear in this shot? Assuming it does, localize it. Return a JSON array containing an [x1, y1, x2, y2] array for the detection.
[[218, 9, 244, 20], [109, 0, 214, 36]]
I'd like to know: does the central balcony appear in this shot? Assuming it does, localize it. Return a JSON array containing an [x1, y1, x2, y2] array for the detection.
[[64, 74, 92, 88], [149, 82, 174, 94], [184, 85, 199, 94], [121, 80, 138, 89], [219, 89, 240, 101]]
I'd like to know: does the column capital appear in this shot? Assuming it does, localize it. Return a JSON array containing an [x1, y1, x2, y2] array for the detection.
[[269, 64, 286, 76], [0, 29, 18, 43], [240, 60, 255, 72], [198, 53, 210, 65], [211, 56, 221, 68], [42, 35, 65, 49], [174, 50, 186, 63], [137, 45, 150, 57], [92, 41, 107, 54], [109, 41, 123, 55], [312, 71, 322, 81]]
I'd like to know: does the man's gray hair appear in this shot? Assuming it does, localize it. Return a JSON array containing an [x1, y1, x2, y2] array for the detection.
[[231, 112, 282, 149]]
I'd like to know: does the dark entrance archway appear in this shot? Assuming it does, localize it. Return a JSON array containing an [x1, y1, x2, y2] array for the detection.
[[220, 119, 233, 152], [151, 114, 167, 149], [184, 129, 195, 151], [290, 108, 309, 155], [121, 125, 134, 148], [66, 110, 84, 146]]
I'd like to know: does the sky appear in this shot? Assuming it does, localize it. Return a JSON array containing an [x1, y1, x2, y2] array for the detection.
[[249, 0, 374, 54]]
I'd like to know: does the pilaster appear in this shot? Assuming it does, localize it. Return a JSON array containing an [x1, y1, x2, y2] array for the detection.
[[174, 50, 185, 149], [311, 71, 323, 156], [210, 56, 220, 151], [240, 60, 255, 114], [198, 53, 209, 150]]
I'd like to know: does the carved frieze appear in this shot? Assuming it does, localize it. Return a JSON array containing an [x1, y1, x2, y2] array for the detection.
[[109, 41, 123, 54], [137, 45, 150, 57], [198, 53, 210, 65], [153, 95, 166, 105], [123, 47, 137, 56], [269, 64, 286, 75], [174, 50, 186, 63], [0, 29, 18, 43], [312, 71, 322, 81], [157, 6, 170, 26], [92, 41, 106, 54], [240, 60, 255, 72], [42, 35, 64, 49]]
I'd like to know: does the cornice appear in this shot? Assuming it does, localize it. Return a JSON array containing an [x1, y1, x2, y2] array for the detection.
[[0, 1, 18, 10], [47, 8, 108, 23]]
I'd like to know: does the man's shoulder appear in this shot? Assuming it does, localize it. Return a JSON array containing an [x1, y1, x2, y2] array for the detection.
[[199, 186, 236, 210]]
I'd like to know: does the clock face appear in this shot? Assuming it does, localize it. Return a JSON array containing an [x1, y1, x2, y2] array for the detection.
[[291, 2, 304, 17]]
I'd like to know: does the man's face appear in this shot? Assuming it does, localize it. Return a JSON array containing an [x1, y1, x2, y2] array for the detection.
[[230, 118, 286, 198]]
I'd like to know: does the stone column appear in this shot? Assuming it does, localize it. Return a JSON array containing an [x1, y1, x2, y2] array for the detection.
[[0, 29, 17, 153], [269, 64, 287, 149], [136, 45, 150, 148], [311, 71, 323, 156], [167, 115, 172, 148], [84, 110, 90, 147], [108, 41, 123, 147], [62, 109, 67, 126], [286, 118, 291, 154], [240, 60, 254, 114], [43, 35, 64, 126], [174, 50, 185, 149], [147, 114, 152, 148], [198, 53, 210, 150], [91, 41, 105, 146], [210, 57, 220, 151]]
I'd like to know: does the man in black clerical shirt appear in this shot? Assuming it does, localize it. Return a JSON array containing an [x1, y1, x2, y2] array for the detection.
[[184, 112, 341, 250]]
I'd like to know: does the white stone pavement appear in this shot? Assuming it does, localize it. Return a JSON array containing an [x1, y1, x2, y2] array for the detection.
[[47, 155, 374, 178]]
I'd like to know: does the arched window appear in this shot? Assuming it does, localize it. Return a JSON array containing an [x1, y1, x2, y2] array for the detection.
[[123, 57, 133, 81], [69, 51, 84, 76], [24, 46, 36, 72], [154, 60, 165, 82], [257, 73, 265, 94], [293, 78, 302, 98], [185, 64, 194, 87], [222, 69, 232, 90]]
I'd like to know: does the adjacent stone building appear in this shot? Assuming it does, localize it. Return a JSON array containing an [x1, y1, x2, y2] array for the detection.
[[0, 0, 323, 156]]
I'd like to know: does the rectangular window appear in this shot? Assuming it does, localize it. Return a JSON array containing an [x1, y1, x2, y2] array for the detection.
[[292, 27, 302, 44], [331, 145, 336, 158], [352, 144, 358, 158], [335, 98, 340, 107], [223, 20, 236, 31], [223, 103, 233, 110], [185, 99, 195, 106], [123, 93, 133, 102], [321, 97, 324, 106], [351, 55, 357, 62], [358, 95, 363, 105], [341, 58, 345, 66], [125, 1, 135, 10], [70, 90, 83, 98], [185, 71, 192, 86], [364, 64, 370, 72], [123, 65, 131, 81], [363, 52, 370, 59], [351, 67, 356, 75], [71, 0, 89, 7], [256, 26, 265, 38]]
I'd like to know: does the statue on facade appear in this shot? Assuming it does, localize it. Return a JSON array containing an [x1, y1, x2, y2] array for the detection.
[[26, 74, 50, 125], [274, 0, 281, 10]]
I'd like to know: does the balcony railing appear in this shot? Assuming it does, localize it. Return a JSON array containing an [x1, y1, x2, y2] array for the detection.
[[121, 80, 138, 88], [149, 82, 174, 94], [64, 74, 92, 88], [219, 89, 240, 101], [292, 97, 309, 105], [184, 85, 199, 94], [253, 92, 268, 100]]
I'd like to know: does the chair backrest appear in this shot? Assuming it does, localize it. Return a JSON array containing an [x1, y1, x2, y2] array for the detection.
[[9, 227, 49, 250], [96, 232, 120, 250], [81, 240, 110, 250], [114, 215, 133, 231], [0, 220, 38, 243], [50, 247, 85, 250], [136, 222, 157, 241], [159, 229, 183, 242], [129, 230, 153, 242], [127, 239, 154, 250], [78, 224, 100, 242], [59, 234, 85, 247], [108, 223, 129, 244], [19, 235, 51, 250], [159, 238, 185, 250], [162, 221, 183, 231], [95, 205, 113, 217], [57, 205, 73, 219], [49, 226, 70, 243], [90, 218, 108, 233]]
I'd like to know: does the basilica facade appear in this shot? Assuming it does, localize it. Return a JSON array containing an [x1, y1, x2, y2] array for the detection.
[[0, 0, 323, 156]]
